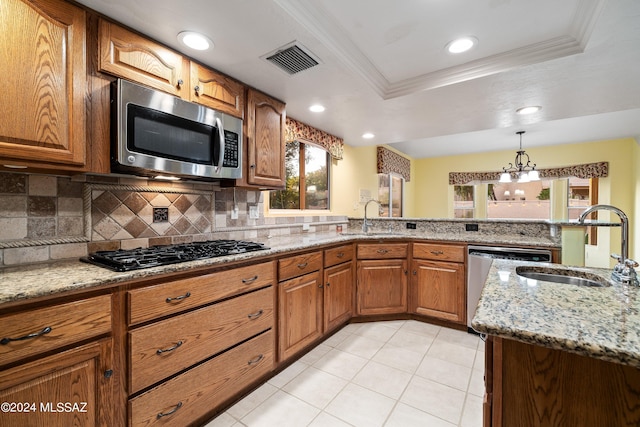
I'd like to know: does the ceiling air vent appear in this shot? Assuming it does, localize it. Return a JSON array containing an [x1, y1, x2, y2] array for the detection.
[[262, 41, 321, 75]]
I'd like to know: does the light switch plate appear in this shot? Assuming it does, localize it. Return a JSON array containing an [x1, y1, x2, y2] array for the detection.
[[249, 205, 259, 219]]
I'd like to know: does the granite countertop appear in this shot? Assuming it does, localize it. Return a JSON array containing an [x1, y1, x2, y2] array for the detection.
[[472, 259, 640, 368], [0, 230, 559, 307]]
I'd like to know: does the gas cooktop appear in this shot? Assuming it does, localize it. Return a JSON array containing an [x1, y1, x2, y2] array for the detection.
[[81, 239, 270, 272]]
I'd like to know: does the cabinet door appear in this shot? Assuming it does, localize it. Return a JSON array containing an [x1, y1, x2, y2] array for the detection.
[[278, 271, 322, 361], [189, 63, 245, 118], [411, 260, 465, 323], [0, 338, 114, 427], [0, 0, 86, 168], [356, 259, 408, 315], [324, 262, 354, 332], [244, 89, 286, 188], [99, 19, 189, 97]]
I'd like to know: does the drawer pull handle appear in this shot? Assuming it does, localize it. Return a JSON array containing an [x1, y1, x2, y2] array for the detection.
[[156, 341, 183, 355], [1, 326, 52, 345], [430, 250, 444, 255], [248, 354, 264, 365], [297, 262, 308, 269], [247, 309, 264, 320], [166, 292, 191, 303], [336, 252, 345, 258], [157, 401, 182, 418], [242, 275, 259, 284], [377, 249, 388, 254]]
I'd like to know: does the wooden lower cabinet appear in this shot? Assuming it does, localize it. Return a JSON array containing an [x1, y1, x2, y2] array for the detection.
[[278, 271, 323, 361], [0, 338, 114, 427], [356, 259, 408, 315], [129, 331, 273, 427], [485, 336, 640, 426], [323, 262, 354, 332], [410, 259, 465, 323], [129, 287, 273, 393]]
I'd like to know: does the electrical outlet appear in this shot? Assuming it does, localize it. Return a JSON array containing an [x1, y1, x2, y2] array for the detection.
[[230, 206, 239, 219], [465, 223, 479, 231], [406, 222, 417, 229], [249, 205, 259, 219], [302, 223, 310, 231]]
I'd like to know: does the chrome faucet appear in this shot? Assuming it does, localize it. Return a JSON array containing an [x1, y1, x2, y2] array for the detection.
[[578, 204, 638, 286], [362, 199, 382, 233]]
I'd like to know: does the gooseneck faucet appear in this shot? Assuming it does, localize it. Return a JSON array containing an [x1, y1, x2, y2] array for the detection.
[[362, 199, 382, 233], [578, 204, 638, 286]]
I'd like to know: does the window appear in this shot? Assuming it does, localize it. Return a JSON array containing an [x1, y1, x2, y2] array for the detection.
[[269, 141, 329, 210], [453, 185, 474, 218], [378, 174, 404, 217], [568, 177, 598, 244], [487, 180, 552, 219]]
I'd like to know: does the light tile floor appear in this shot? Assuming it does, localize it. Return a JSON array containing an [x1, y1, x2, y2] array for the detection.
[[203, 320, 484, 427]]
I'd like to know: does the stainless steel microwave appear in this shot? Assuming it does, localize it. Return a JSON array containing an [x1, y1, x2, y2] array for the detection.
[[112, 79, 242, 180]]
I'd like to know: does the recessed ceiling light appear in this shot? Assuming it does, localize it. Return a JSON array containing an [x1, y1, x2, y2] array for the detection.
[[309, 104, 325, 113], [446, 36, 478, 54], [362, 133, 375, 139], [516, 106, 542, 115], [177, 31, 213, 51]]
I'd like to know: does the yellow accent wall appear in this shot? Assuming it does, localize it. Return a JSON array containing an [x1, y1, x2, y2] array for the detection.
[[412, 137, 637, 261]]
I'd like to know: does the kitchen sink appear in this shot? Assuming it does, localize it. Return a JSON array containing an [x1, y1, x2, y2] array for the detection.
[[516, 266, 610, 287]]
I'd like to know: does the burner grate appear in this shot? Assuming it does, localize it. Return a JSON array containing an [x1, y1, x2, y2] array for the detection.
[[81, 240, 270, 271]]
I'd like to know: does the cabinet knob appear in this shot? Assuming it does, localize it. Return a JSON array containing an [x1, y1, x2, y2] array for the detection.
[[326, 282, 330, 287], [318, 283, 324, 288], [194, 85, 200, 95], [377, 249, 388, 254], [250, 164, 256, 169], [176, 79, 184, 88], [413, 270, 417, 275], [430, 250, 444, 255], [104, 369, 113, 378]]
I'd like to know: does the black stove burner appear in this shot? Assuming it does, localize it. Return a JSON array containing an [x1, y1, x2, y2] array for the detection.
[[81, 240, 270, 272]]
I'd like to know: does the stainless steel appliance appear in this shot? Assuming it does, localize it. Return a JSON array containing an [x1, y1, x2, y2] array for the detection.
[[112, 79, 242, 180], [81, 240, 269, 271], [467, 245, 552, 333]]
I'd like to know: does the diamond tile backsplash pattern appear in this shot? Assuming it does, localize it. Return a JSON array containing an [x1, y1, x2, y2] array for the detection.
[[91, 190, 213, 241], [0, 172, 348, 266]]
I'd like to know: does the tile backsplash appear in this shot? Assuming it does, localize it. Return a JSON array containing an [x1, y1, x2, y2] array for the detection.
[[0, 172, 347, 267]]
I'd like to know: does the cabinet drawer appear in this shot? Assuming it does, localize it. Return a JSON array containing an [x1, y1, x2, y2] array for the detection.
[[129, 330, 273, 427], [278, 251, 322, 281], [0, 295, 111, 366], [413, 243, 465, 263], [357, 243, 408, 259], [324, 244, 354, 267], [129, 286, 273, 393], [128, 261, 275, 325]]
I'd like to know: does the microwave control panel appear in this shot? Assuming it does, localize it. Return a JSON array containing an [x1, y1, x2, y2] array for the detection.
[[223, 131, 239, 168]]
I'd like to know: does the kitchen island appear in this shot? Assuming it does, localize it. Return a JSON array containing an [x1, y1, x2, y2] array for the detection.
[[472, 259, 640, 426]]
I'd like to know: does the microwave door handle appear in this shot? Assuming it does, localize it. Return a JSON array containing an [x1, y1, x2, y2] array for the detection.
[[215, 117, 225, 174]]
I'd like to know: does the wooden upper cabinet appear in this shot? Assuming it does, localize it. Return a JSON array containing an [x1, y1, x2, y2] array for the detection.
[[244, 89, 286, 188], [190, 62, 245, 118], [0, 0, 86, 168], [98, 19, 189, 97]]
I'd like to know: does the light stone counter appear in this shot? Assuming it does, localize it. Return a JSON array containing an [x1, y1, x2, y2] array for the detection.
[[472, 259, 640, 368], [0, 231, 558, 307]]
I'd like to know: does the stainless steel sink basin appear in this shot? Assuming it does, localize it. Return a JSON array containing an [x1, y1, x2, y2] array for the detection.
[[515, 266, 610, 287]]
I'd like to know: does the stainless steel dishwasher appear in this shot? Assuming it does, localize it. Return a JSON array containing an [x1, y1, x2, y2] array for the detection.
[[467, 245, 552, 333]]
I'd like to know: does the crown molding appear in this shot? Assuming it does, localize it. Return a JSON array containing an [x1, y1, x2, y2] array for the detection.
[[274, 0, 606, 100]]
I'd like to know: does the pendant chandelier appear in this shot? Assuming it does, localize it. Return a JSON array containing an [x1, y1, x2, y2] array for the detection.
[[499, 131, 540, 183]]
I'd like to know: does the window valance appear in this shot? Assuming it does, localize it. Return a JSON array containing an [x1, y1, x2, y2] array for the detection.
[[377, 146, 411, 182], [285, 117, 344, 160], [448, 161, 609, 185]]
